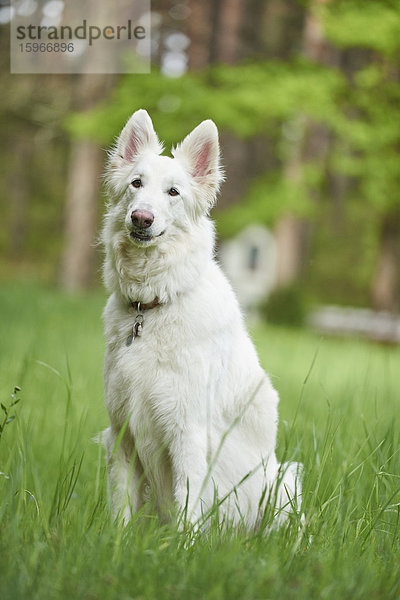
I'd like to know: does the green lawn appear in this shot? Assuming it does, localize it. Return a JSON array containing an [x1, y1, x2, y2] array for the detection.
[[0, 283, 399, 599]]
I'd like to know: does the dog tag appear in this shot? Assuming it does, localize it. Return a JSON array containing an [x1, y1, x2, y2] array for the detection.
[[126, 313, 144, 346], [134, 320, 143, 337]]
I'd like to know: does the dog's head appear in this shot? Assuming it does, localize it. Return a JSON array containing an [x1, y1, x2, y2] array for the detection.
[[105, 109, 224, 248]]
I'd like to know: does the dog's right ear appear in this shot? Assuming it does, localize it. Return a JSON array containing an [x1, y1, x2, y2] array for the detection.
[[115, 109, 163, 162]]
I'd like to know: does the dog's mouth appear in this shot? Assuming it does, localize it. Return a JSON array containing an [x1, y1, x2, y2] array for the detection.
[[130, 230, 165, 243]]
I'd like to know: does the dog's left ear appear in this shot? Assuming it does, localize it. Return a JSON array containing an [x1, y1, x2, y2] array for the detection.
[[173, 120, 224, 214]]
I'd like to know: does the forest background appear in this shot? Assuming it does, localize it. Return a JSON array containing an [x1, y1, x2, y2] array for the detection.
[[1, 0, 399, 317]]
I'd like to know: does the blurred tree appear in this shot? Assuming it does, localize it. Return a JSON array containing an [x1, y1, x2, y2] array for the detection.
[[323, 0, 400, 311], [275, 0, 332, 287], [58, 0, 117, 292], [59, 75, 111, 292]]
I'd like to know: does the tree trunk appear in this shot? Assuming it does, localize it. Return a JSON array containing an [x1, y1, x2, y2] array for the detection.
[[59, 139, 102, 292], [275, 215, 309, 286], [59, 67, 114, 291], [59, 0, 115, 292], [275, 0, 332, 287], [186, 0, 212, 69], [215, 0, 243, 64], [371, 213, 400, 313]]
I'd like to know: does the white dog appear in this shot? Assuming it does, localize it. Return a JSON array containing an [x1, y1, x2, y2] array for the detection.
[[101, 109, 301, 530]]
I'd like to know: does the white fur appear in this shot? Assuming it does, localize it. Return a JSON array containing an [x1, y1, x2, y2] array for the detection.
[[101, 109, 301, 529]]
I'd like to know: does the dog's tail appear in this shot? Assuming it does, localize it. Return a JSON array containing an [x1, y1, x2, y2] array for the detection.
[[92, 427, 112, 452]]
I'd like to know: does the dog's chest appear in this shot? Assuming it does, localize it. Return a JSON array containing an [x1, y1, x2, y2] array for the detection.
[[104, 300, 209, 432]]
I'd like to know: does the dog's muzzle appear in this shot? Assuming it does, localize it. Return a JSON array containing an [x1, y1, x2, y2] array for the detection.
[[130, 209, 154, 242], [128, 209, 166, 243]]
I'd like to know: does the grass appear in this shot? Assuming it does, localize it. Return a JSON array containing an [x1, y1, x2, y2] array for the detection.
[[0, 282, 400, 599]]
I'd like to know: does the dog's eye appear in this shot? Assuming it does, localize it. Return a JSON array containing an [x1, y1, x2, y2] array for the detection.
[[169, 188, 179, 197], [131, 179, 142, 188]]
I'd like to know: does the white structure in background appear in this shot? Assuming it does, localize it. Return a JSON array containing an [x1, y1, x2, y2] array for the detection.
[[308, 306, 400, 343], [219, 224, 278, 315]]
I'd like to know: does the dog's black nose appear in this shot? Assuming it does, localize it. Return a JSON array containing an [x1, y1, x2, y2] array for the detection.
[[131, 209, 154, 229]]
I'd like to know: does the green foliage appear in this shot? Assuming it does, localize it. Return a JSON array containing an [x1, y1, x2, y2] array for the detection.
[[66, 70, 215, 147], [1, 284, 400, 599], [260, 285, 306, 326], [323, 0, 400, 56], [66, 60, 345, 146], [331, 74, 400, 215], [216, 174, 311, 238], [305, 200, 379, 308], [323, 0, 400, 217]]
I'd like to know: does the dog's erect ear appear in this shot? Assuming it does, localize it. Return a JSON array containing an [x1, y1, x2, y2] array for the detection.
[[172, 120, 224, 214], [116, 109, 163, 161], [173, 120, 222, 181]]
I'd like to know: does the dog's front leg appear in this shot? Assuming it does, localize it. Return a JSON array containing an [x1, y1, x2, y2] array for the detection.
[[169, 427, 210, 528], [103, 427, 146, 525]]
